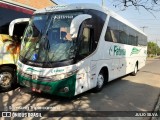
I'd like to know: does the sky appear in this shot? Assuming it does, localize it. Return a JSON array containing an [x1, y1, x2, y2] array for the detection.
[[53, 0, 160, 46]]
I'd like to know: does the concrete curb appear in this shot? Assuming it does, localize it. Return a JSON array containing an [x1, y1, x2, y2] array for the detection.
[[148, 56, 160, 120], [147, 56, 160, 60], [151, 92, 160, 120]]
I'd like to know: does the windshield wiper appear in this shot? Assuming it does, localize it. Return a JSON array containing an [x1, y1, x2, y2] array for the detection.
[[22, 28, 43, 61], [41, 16, 57, 67]]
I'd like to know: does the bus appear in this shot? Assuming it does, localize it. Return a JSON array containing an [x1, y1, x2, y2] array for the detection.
[[0, 0, 34, 91], [17, 3, 147, 97]]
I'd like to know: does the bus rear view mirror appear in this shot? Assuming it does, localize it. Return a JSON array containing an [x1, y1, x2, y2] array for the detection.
[[70, 14, 92, 39], [9, 18, 30, 37]]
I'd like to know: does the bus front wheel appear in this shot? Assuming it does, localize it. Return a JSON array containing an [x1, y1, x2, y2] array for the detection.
[[94, 71, 105, 92], [0, 66, 17, 92]]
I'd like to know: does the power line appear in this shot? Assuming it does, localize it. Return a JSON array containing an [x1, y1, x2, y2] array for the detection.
[[126, 18, 160, 20], [59, 0, 67, 4], [148, 27, 160, 29], [54, 0, 67, 4], [140, 26, 148, 32], [148, 33, 160, 35]]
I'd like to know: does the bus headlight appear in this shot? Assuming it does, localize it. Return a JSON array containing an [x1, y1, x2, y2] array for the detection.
[[48, 71, 77, 81], [50, 74, 66, 80]]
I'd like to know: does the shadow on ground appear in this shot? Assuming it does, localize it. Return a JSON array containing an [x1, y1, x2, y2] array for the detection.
[[0, 75, 159, 120], [0, 61, 160, 120]]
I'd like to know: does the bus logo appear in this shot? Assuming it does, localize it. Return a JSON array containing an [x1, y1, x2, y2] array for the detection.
[[109, 45, 126, 56], [26, 67, 44, 73], [130, 47, 141, 56]]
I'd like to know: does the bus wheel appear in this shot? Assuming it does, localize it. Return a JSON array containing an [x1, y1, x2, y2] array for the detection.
[[132, 64, 138, 76], [94, 71, 104, 92], [0, 66, 16, 91]]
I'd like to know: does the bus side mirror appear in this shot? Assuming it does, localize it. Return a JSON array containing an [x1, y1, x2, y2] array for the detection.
[[70, 14, 92, 39], [9, 18, 30, 37]]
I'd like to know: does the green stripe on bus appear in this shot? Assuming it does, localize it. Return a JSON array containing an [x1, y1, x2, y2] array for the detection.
[[17, 73, 76, 97]]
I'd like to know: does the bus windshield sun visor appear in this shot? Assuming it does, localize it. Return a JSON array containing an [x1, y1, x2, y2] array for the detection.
[[70, 14, 92, 38]]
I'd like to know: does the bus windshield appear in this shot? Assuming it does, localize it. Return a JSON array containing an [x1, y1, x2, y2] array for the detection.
[[20, 12, 81, 63]]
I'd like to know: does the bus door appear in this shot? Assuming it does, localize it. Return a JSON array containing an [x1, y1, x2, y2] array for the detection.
[[70, 14, 93, 93], [78, 21, 96, 89]]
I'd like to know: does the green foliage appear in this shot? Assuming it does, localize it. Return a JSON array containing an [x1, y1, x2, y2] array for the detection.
[[147, 41, 160, 56], [157, 47, 160, 56]]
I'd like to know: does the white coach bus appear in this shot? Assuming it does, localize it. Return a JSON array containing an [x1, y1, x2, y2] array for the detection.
[[17, 3, 147, 97]]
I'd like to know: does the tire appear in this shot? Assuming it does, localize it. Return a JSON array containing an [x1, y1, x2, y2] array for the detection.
[[0, 66, 17, 92], [132, 64, 138, 76], [94, 71, 105, 92]]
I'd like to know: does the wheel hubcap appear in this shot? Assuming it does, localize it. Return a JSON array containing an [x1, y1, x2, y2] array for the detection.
[[0, 72, 12, 87], [97, 74, 104, 88]]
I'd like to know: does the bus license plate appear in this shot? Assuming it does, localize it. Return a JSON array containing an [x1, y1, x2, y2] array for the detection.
[[32, 88, 41, 93], [32, 75, 38, 80]]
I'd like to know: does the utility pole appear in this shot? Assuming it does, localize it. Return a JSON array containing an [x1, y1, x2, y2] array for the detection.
[[140, 26, 148, 32], [102, 0, 105, 6]]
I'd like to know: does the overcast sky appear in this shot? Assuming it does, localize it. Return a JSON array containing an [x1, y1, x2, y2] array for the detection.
[[54, 0, 160, 45]]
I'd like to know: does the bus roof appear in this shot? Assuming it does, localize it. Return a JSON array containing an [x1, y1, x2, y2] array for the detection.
[[34, 3, 147, 36], [34, 3, 105, 14]]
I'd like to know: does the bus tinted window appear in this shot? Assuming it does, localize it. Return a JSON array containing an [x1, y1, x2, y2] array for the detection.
[[80, 28, 91, 55], [105, 17, 147, 46], [119, 23, 128, 44], [105, 27, 113, 42]]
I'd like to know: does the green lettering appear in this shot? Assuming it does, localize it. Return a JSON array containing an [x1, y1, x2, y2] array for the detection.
[[113, 45, 126, 56]]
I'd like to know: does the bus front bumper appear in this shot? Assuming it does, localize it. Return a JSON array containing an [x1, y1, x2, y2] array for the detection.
[[17, 72, 76, 97]]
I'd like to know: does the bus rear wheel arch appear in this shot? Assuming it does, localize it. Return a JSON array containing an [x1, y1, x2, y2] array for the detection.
[[94, 67, 108, 92]]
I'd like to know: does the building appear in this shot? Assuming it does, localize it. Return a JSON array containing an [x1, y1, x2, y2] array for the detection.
[[0, 0, 57, 34], [1, 0, 57, 9]]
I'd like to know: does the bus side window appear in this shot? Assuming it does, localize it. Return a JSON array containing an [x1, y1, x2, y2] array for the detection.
[[105, 27, 113, 42], [79, 27, 91, 56]]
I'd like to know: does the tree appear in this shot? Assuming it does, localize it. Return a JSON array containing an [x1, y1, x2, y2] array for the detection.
[[147, 41, 160, 56], [112, 0, 160, 14], [157, 47, 160, 55]]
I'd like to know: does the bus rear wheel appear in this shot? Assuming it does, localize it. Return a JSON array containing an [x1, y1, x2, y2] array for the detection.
[[0, 66, 16, 92], [94, 71, 105, 92], [132, 64, 138, 76]]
